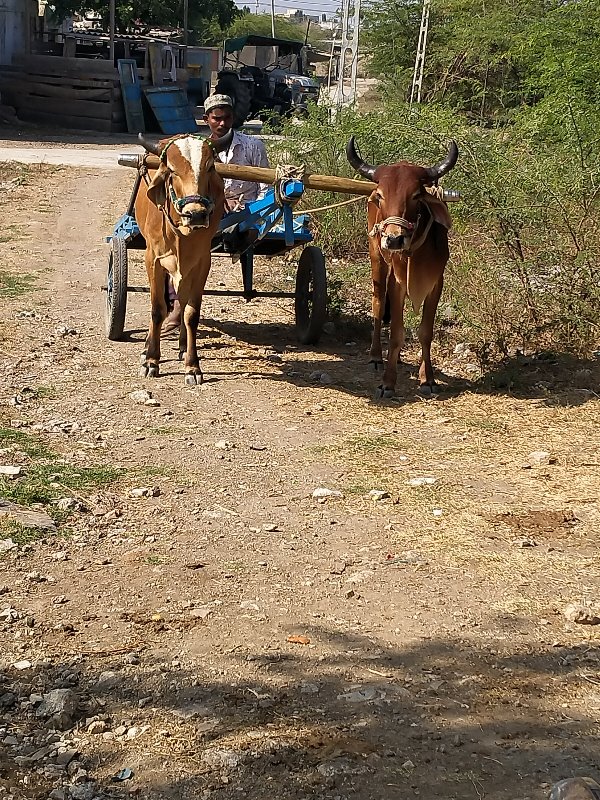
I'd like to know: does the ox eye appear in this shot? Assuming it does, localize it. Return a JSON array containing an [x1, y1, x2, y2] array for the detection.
[[372, 193, 382, 207]]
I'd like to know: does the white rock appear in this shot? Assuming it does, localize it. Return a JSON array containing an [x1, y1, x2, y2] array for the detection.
[[12, 660, 33, 670], [312, 487, 343, 499], [367, 489, 389, 501], [0, 538, 17, 553], [528, 450, 554, 467], [144, 398, 161, 407], [406, 476, 437, 486], [201, 747, 243, 769], [129, 389, 152, 404], [189, 607, 212, 620], [0, 465, 21, 478], [215, 440, 233, 450], [564, 603, 600, 625], [337, 687, 379, 703]]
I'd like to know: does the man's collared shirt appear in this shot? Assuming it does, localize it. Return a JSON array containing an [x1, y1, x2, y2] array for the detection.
[[217, 130, 269, 206]]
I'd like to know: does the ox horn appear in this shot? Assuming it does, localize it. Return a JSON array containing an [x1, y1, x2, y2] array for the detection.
[[346, 136, 378, 181], [137, 133, 161, 156], [210, 128, 234, 154], [425, 140, 459, 182]]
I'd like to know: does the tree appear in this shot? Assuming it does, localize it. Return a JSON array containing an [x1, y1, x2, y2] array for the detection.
[[49, 0, 240, 44], [361, 0, 563, 123], [225, 11, 325, 48]]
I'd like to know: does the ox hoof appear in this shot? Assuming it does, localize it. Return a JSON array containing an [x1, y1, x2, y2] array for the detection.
[[375, 385, 395, 400], [417, 382, 439, 398], [368, 359, 383, 372], [140, 364, 159, 378], [184, 372, 203, 386]]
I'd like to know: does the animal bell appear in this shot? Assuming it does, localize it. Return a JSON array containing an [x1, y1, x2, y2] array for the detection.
[[442, 188, 461, 202]]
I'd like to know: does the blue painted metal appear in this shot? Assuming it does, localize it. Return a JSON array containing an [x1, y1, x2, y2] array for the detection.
[[143, 86, 198, 135], [108, 178, 313, 252], [106, 213, 142, 244], [117, 60, 145, 135]]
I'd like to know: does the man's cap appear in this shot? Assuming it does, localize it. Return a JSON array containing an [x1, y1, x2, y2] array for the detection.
[[204, 94, 233, 113]]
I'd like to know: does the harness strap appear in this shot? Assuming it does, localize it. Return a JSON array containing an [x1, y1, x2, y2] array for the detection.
[[368, 215, 414, 238], [370, 204, 435, 256], [406, 210, 434, 254], [168, 185, 214, 215]]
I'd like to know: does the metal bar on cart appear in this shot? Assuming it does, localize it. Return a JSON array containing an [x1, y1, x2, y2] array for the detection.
[[101, 285, 296, 298]]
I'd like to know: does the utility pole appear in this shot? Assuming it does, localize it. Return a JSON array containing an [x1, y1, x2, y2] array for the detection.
[[183, 0, 189, 67], [109, 0, 115, 64], [410, 0, 430, 106], [332, 0, 360, 108], [270, 0, 276, 36]]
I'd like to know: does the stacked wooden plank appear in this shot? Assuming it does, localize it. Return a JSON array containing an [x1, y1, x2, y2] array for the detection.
[[0, 54, 126, 132]]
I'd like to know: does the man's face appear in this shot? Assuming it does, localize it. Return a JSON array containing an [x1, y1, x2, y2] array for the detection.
[[205, 107, 234, 138]]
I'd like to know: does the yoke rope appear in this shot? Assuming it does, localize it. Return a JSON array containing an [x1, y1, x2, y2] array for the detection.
[[293, 195, 366, 215]]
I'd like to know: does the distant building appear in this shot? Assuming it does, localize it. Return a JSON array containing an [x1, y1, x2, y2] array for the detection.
[[281, 8, 321, 24]]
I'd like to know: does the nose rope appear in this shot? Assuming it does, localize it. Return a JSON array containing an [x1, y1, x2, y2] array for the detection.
[[368, 215, 414, 238], [168, 185, 215, 215], [370, 206, 434, 255]]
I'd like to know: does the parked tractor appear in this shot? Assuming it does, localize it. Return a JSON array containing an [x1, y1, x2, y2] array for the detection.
[[213, 34, 320, 128]]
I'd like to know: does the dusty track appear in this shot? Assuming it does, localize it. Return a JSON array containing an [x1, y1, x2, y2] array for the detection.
[[1, 157, 600, 800]]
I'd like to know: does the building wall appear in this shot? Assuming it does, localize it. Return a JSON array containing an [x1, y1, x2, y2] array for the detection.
[[0, 0, 30, 66]]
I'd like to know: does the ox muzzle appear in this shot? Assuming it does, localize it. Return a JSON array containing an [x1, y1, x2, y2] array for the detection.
[[170, 188, 215, 230], [369, 216, 416, 253]]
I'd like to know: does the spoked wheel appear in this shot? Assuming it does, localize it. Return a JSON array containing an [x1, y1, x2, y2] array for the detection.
[[105, 237, 128, 341], [295, 245, 327, 345]]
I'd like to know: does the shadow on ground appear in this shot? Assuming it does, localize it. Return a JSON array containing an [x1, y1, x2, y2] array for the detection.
[[194, 316, 600, 409], [2, 622, 599, 799]]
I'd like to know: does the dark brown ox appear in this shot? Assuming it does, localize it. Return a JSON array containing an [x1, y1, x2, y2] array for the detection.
[[347, 138, 459, 398], [135, 130, 233, 384]]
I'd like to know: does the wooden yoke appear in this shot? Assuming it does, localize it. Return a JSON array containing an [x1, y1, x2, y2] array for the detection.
[[139, 154, 376, 196]]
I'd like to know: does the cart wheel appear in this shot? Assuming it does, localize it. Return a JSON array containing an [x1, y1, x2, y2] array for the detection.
[[105, 237, 128, 341], [295, 246, 327, 345]]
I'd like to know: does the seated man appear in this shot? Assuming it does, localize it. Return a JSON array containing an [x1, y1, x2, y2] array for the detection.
[[163, 93, 270, 333]]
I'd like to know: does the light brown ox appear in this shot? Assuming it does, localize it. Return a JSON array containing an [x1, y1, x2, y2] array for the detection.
[[135, 130, 233, 384], [346, 137, 459, 398]]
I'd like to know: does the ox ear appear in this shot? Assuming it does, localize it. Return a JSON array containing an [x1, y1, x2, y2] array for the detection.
[[422, 190, 453, 230], [147, 163, 169, 209]]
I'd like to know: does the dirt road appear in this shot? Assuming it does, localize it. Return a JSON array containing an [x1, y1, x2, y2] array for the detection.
[[1, 157, 600, 800]]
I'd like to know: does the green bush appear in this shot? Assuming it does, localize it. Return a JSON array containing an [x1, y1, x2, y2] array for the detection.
[[269, 101, 600, 357]]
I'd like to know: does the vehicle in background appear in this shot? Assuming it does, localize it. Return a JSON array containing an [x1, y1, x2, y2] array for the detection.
[[214, 34, 320, 127]]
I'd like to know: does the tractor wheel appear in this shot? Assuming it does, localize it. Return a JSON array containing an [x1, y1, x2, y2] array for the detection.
[[295, 246, 327, 345], [214, 74, 252, 128]]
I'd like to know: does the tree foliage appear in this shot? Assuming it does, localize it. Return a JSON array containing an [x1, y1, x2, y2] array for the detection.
[[49, 0, 239, 44], [225, 11, 325, 49], [362, 0, 600, 125]]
